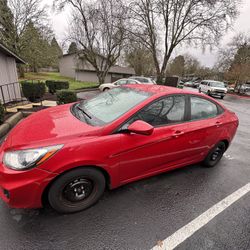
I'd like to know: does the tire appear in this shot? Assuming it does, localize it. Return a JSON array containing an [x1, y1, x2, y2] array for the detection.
[[48, 168, 106, 213], [198, 88, 201, 93], [103, 88, 109, 91], [220, 96, 224, 99], [202, 141, 226, 168], [207, 90, 211, 96]]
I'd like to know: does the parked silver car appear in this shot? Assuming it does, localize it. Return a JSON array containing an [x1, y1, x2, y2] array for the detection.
[[129, 76, 156, 84], [99, 78, 140, 91]]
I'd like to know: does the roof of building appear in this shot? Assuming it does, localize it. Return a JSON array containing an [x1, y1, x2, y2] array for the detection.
[[0, 43, 26, 64], [61, 52, 135, 75], [76, 61, 135, 75]]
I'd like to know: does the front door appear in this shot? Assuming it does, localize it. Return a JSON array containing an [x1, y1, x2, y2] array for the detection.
[[117, 95, 192, 183]]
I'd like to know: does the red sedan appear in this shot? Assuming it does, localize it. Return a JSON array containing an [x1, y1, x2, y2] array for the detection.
[[0, 85, 238, 213]]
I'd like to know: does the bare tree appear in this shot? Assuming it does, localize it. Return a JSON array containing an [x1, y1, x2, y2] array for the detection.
[[125, 41, 155, 76], [217, 33, 250, 84], [127, 0, 240, 83], [54, 0, 127, 84], [5, 0, 48, 53]]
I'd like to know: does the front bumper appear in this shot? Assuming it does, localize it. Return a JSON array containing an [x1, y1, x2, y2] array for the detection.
[[0, 163, 57, 209], [211, 91, 226, 97]]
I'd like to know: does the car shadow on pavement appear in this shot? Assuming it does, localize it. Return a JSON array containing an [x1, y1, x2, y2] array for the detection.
[[1, 159, 235, 250]]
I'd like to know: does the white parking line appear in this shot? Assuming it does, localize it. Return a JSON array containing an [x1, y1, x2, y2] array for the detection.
[[152, 183, 250, 250]]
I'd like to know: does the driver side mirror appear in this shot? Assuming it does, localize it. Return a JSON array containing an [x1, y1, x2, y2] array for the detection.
[[127, 120, 154, 136]]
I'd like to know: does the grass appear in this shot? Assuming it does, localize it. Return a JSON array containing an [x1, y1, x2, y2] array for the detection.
[[19, 72, 99, 91]]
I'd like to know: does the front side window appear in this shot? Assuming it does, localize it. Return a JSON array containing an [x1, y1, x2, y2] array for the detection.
[[126, 95, 186, 127], [127, 79, 138, 84], [116, 80, 127, 85], [190, 96, 218, 120], [74, 87, 152, 126]]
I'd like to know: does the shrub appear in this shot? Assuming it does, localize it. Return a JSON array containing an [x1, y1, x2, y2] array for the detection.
[[0, 102, 5, 125], [20, 81, 46, 102], [46, 80, 69, 94], [57, 90, 77, 105]]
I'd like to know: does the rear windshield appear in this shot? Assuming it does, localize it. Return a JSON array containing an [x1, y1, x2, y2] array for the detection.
[[75, 87, 152, 126]]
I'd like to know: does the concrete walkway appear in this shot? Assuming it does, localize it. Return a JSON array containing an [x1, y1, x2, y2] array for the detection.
[[6, 100, 57, 113]]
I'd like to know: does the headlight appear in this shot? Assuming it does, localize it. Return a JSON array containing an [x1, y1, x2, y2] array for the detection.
[[3, 145, 63, 170]]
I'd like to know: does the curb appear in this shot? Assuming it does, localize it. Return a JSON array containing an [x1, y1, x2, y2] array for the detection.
[[0, 111, 33, 138], [74, 87, 99, 93], [227, 93, 250, 100]]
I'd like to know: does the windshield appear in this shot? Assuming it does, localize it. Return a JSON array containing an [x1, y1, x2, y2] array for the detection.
[[75, 87, 152, 126], [210, 82, 225, 88]]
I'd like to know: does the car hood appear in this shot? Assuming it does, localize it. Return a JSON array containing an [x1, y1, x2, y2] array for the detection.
[[3, 104, 103, 150]]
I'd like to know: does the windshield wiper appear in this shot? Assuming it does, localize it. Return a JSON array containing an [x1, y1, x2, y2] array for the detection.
[[76, 104, 92, 119]]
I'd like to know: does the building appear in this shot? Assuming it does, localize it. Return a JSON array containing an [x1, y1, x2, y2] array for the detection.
[[0, 43, 25, 104], [59, 53, 135, 83]]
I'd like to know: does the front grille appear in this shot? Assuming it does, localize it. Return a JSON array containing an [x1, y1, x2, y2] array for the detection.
[[214, 90, 225, 94]]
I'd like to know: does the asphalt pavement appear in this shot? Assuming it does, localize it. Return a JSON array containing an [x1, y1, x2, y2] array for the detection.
[[0, 88, 249, 250]]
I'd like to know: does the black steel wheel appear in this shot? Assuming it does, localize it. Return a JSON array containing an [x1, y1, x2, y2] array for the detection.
[[48, 168, 106, 213], [203, 141, 226, 168]]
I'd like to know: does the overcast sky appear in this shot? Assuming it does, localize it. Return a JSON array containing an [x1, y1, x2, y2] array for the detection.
[[46, 0, 250, 68]]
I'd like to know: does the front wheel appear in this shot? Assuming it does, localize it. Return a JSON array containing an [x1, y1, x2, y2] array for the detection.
[[198, 88, 201, 93], [220, 96, 224, 99], [202, 141, 226, 168], [48, 168, 106, 213]]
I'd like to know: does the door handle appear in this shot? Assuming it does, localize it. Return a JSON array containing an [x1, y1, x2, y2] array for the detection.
[[172, 130, 184, 138], [215, 121, 222, 127]]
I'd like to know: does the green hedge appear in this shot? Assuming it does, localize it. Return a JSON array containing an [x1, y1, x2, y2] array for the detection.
[[20, 81, 46, 102], [0, 102, 5, 125], [46, 80, 69, 94], [57, 90, 77, 105]]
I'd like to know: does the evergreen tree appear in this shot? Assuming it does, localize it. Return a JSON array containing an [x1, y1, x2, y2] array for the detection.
[[67, 42, 78, 54], [0, 0, 15, 49], [21, 22, 51, 72], [49, 37, 63, 69]]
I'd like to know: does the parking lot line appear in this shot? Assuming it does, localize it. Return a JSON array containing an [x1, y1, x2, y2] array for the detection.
[[152, 183, 250, 250]]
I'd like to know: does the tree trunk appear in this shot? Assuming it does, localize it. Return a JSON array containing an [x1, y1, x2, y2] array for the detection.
[[97, 73, 106, 85], [17, 65, 25, 78]]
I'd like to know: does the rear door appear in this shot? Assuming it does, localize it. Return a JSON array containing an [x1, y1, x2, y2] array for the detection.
[[184, 95, 225, 159]]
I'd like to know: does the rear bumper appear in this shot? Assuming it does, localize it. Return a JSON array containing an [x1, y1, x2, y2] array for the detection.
[[0, 164, 57, 209]]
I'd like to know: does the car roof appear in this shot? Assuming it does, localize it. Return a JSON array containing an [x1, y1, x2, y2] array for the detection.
[[202, 80, 224, 83], [130, 76, 151, 79], [116, 78, 139, 81], [125, 84, 196, 95], [124, 84, 226, 108]]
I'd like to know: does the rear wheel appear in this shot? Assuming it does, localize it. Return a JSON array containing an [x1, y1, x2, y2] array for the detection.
[[103, 88, 109, 91], [203, 141, 226, 168], [48, 168, 106, 213]]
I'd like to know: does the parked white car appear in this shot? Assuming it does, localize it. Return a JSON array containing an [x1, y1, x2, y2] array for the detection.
[[99, 78, 140, 91], [199, 80, 227, 99], [129, 76, 156, 84]]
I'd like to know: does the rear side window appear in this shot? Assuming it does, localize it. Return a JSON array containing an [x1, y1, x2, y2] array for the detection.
[[190, 97, 218, 120]]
